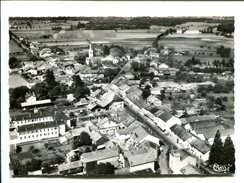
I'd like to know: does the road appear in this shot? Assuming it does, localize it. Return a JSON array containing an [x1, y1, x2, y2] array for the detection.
[[104, 59, 133, 91], [124, 101, 180, 149]]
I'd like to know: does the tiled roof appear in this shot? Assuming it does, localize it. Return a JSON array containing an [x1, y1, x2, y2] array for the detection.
[[127, 148, 157, 167], [149, 107, 160, 114], [17, 120, 64, 133], [158, 111, 172, 122], [190, 139, 210, 154], [170, 124, 193, 141], [58, 160, 83, 172], [82, 147, 119, 163], [12, 111, 53, 121]]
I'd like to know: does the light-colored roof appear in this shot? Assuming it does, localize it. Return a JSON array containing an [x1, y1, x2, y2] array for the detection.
[[127, 148, 157, 167], [97, 90, 116, 108], [82, 147, 119, 163], [58, 160, 82, 172], [131, 126, 153, 142], [21, 99, 51, 107]]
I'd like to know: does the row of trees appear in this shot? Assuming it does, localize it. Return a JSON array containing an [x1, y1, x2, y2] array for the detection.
[[209, 130, 235, 173]]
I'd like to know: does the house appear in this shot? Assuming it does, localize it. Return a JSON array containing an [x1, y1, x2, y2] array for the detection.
[[130, 126, 160, 146], [189, 138, 210, 162], [74, 98, 89, 107], [58, 160, 83, 175], [11, 111, 54, 127], [116, 109, 136, 127], [89, 131, 109, 146], [158, 111, 182, 128], [93, 90, 124, 112], [169, 149, 199, 174], [21, 94, 51, 108], [82, 147, 120, 169], [85, 57, 102, 66], [16, 120, 65, 143], [147, 95, 162, 106], [122, 144, 158, 173], [78, 66, 104, 82], [96, 117, 120, 135], [170, 124, 195, 148], [11, 111, 70, 143]]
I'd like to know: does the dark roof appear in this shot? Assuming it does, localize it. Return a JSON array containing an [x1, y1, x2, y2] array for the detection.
[[158, 111, 172, 122], [170, 124, 192, 141], [54, 111, 69, 121], [12, 111, 53, 121], [149, 107, 160, 114], [12, 111, 69, 122], [18, 120, 64, 133], [190, 139, 210, 154]]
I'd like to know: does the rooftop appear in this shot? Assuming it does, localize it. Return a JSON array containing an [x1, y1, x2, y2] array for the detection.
[[17, 120, 64, 133], [21, 99, 51, 107], [190, 138, 210, 154], [58, 160, 83, 172], [170, 124, 193, 141], [82, 147, 119, 163], [127, 148, 157, 167], [158, 111, 173, 122], [12, 111, 53, 122]]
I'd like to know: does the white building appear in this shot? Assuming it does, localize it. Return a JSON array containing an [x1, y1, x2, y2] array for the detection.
[[17, 121, 65, 143], [169, 149, 198, 174]]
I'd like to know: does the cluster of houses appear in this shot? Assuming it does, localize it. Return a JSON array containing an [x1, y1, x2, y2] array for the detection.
[[9, 38, 234, 177]]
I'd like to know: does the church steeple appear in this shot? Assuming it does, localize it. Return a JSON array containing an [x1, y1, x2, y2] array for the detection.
[[88, 41, 93, 58]]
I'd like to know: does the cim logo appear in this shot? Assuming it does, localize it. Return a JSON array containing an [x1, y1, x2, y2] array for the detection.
[[212, 163, 232, 173]]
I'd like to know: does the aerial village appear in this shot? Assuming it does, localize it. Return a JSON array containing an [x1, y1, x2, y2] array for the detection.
[[8, 17, 235, 176]]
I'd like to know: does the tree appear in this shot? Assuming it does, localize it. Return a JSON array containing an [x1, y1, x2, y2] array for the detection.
[[72, 75, 84, 88], [9, 86, 29, 109], [102, 45, 110, 56], [109, 46, 125, 58], [73, 132, 92, 149], [74, 50, 88, 65], [9, 57, 19, 69], [160, 90, 166, 100], [213, 83, 223, 93], [142, 85, 151, 99], [51, 83, 68, 97], [209, 130, 223, 165], [26, 159, 43, 172], [73, 86, 90, 99], [220, 136, 235, 173], [31, 82, 49, 99], [215, 97, 223, 106], [45, 69, 57, 88], [95, 162, 115, 175]]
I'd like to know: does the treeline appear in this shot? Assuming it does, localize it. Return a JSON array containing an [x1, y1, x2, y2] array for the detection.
[[217, 22, 234, 33], [10, 17, 234, 30]]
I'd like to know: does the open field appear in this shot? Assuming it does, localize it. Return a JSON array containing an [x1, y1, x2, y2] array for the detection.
[[9, 40, 23, 53], [12, 29, 233, 51]]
